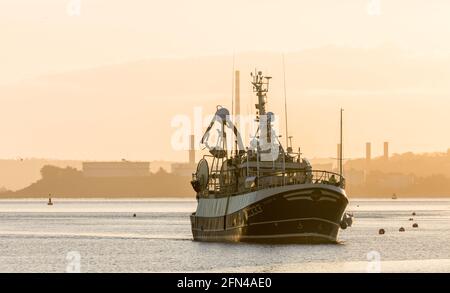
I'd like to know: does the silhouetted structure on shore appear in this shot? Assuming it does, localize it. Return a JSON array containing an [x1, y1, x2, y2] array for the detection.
[[0, 165, 194, 198], [345, 149, 450, 196], [2, 149, 450, 198]]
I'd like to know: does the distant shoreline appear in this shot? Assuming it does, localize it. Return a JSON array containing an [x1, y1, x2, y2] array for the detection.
[[0, 196, 195, 200], [1, 195, 450, 200]]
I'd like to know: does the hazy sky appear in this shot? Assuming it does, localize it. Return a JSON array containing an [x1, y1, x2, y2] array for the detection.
[[1, 0, 450, 162], [2, 0, 450, 83]]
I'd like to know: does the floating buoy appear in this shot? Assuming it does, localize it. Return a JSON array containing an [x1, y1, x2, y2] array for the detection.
[[399, 227, 405, 232], [412, 212, 416, 216], [409, 218, 413, 221], [133, 213, 136, 217], [47, 194, 53, 206], [412, 223, 418, 228], [378, 228, 385, 235]]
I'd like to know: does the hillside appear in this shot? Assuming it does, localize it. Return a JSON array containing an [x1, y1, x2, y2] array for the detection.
[[3, 151, 450, 198], [0, 165, 194, 198]]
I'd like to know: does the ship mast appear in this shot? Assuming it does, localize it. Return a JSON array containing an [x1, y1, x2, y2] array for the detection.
[[282, 54, 289, 150], [251, 70, 272, 144], [339, 108, 344, 177], [231, 54, 235, 155]]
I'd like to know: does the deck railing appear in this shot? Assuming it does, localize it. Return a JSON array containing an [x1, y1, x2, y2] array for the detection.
[[205, 169, 345, 197]]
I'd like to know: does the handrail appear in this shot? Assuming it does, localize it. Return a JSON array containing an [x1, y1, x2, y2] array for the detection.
[[199, 169, 345, 197]]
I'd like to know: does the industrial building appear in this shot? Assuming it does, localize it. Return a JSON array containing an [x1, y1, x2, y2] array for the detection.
[[365, 141, 389, 163], [82, 161, 150, 177], [366, 142, 372, 163], [383, 142, 389, 160], [171, 134, 197, 177]]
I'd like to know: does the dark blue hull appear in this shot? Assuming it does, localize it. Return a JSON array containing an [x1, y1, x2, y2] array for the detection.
[[191, 186, 348, 244]]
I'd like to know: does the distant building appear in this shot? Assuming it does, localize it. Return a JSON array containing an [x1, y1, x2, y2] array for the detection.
[[82, 161, 150, 177], [171, 162, 196, 177], [366, 142, 371, 162], [365, 172, 415, 190], [379, 173, 415, 189], [384, 142, 389, 160], [344, 169, 365, 186], [172, 134, 196, 177]]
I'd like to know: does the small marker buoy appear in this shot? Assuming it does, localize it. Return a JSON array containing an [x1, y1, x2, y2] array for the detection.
[[399, 227, 405, 232], [412, 223, 418, 228], [412, 212, 416, 216], [409, 218, 413, 221], [378, 228, 385, 235], [133, 213, 136, 217], [47, 194, 53, 206]]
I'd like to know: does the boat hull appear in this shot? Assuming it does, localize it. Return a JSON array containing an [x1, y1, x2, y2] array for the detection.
[[190, 184, 348, 244]]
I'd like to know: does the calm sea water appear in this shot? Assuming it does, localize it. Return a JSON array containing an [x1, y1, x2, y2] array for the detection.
[[0, 198, 450, 273]]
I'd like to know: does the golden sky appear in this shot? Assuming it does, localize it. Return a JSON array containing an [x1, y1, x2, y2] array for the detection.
[[2, 0, 450, 84], [1, 0, 450, 162]]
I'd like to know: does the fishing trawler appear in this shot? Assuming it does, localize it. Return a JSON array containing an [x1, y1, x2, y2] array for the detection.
[[190, 70, 352, 244]]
